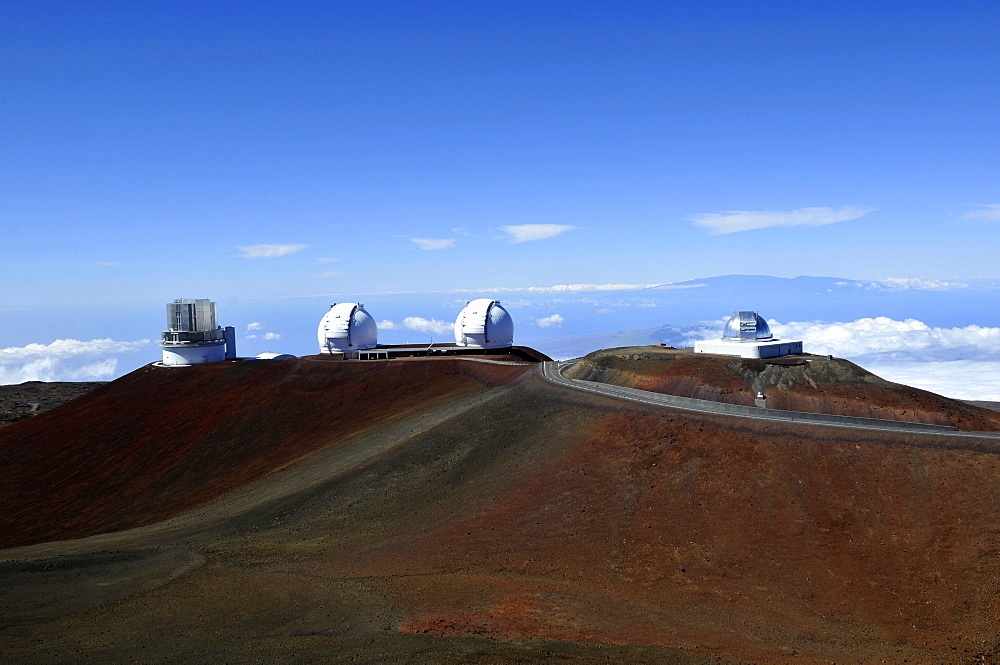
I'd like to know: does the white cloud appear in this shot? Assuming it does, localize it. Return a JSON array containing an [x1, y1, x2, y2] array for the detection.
[[237, 244, 309, 259], [94, 261, 119, 266], [245, 334, 257, 340], [402, 316, 453, 336], [0, 338, 151, 385], [501, 224, 578, 243], [313, 257, 339, 264], [964, 204, 1000, 222], [410, 238, 457, 250], [690, 206, 873, 235], [536, 314, 564, 328], [263, 332, 281, 341], [246, 322, 264, 331], [378, 319, 401, 330], [316, 271, 345, 278], [596, 308, 614, 314]]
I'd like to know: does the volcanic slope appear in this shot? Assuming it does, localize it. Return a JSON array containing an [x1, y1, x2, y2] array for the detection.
[[4, 357, 1000, 663], [564, 345, 1000, 430]]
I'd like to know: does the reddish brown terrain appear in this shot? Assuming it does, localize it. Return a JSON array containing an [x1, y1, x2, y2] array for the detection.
[[3, 353, 1000, 664], [566, 346, 1000, 431]]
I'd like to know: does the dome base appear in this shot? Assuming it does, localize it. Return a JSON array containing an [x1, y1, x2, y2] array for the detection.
[[694, 339, 803, 359]]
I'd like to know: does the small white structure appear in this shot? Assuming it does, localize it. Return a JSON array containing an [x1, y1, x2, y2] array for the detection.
[[160, 298, 236, 365], [693, 310, 802, 359], [318, 303, 378, 354], [256, 352, 296, 360], [454, 299, 514, 349]]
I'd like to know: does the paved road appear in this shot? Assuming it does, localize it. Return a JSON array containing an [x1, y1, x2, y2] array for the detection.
[[539, 361, 1000, 440]]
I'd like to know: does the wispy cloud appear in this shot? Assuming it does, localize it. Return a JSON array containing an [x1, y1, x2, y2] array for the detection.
[[690, 206, 873, 235], [94, 261, 119, 267], [536, 314, 564, 328], [964, 204, 1000, 222], [501, 224, 578, 243], [237, 244, 309, 259], [313, 257, 339, 265], [263, 332, 281, 341], [246, 322, 264, 331], [0, 338, 151, 384], [378, 319, 401, 330], [316, 271, 345, 278], [410, 238, 457, 251]]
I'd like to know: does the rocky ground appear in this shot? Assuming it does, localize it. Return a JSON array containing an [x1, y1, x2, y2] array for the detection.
[[0, 381, 105, 428], [3, 354, 1000, 664]]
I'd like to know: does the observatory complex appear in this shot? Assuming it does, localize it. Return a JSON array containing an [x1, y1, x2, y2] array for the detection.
[[694, 310, 803, 359], [160, 299, 236, 365], [311, 297, 545, 361]]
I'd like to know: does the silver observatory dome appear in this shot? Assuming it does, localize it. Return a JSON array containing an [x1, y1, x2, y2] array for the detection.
[[722, 311, 773, 342]]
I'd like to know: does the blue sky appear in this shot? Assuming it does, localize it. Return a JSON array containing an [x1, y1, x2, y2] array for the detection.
[[3, 2, 1000, 392]]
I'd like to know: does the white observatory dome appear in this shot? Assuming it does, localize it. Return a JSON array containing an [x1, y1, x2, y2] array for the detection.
[[454, 299, 514, 349], [318, 303, 378, 354], [722, 310, 773, 342]]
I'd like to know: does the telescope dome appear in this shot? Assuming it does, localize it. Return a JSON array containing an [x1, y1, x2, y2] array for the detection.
[[454, 299, 514, 349], [318, 303, 378, 353], [722, 310, 773, 342]]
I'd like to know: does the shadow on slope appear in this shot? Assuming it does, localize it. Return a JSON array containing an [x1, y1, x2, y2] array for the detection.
[[0, 356, 531, 550]]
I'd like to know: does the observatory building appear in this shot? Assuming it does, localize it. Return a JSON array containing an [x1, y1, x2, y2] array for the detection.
[[454, 299, 514, 349], [693, 310, 803, 359], [160, 299, 236, 365], [318, 303, 378, 355]]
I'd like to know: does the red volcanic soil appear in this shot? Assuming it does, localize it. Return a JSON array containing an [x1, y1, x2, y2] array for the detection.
[[0, 355, 532, 549], [4, 355, 1000, 664], [565, 346, 1000, 431]]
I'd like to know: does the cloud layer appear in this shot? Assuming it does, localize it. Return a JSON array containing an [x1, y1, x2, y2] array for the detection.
[[501, 224, 577, 243], [0, 338, 151, 384], [237, 244, 309, 259], [690, 206, 872, 235]]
